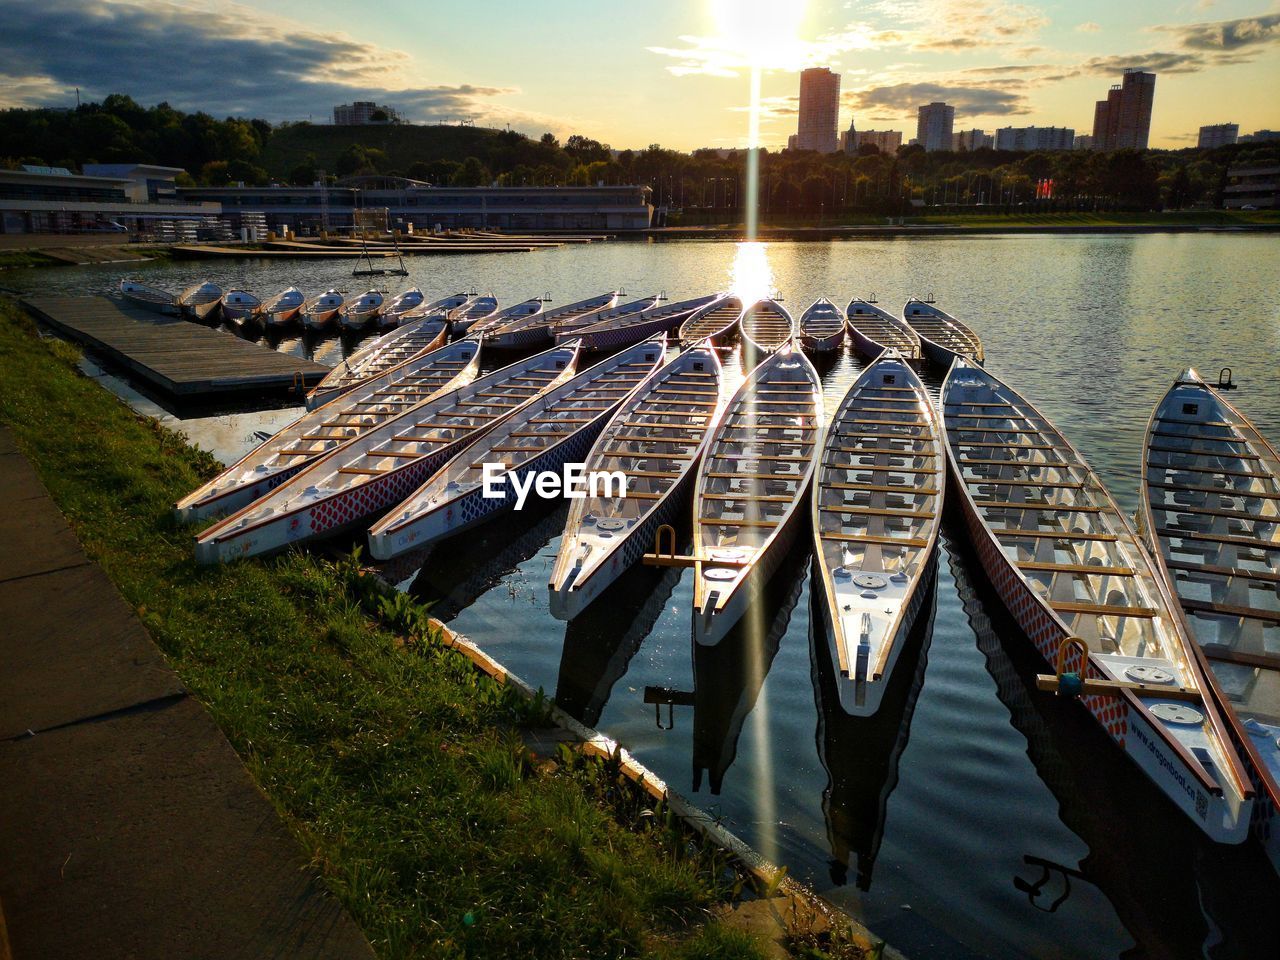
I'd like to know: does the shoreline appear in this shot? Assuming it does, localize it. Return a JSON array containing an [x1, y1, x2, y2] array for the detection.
[[0, 296, 892, 960], [1, 217, 1275, 270], [639, 221, 1280, 241]]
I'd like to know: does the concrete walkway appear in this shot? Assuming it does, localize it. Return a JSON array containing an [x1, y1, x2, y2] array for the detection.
[[0, 427, 374, 959]]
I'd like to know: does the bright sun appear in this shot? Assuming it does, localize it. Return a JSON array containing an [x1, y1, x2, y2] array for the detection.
[[710, 0, 808, 69]]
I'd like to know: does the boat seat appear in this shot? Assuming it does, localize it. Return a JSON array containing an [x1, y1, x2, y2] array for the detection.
[[699, 516, 782, 528], [821, 505, 935, 519], [992, 528, 1119, 542], [825, 481, 938, 495], [601, 448, 695, 460], [1148, 444, 1261, 460], [1017, 560, 1136, 576]]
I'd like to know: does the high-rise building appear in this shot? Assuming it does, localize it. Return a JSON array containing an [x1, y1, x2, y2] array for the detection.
[[1198, 124, 1239, 149], [796, 68, 841, 153], [1073, 134, 1094, 150], [1239, 129, 1280, 143], [1091, 70, 1155, 150], [916, 102, 955, 152], [952, 129, 993, 151], [994, 126, 1075, 151], [333, 101, 402, 125]]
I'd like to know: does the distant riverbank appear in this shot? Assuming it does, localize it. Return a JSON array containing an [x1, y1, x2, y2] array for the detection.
[[644, 210, 1280, 240]]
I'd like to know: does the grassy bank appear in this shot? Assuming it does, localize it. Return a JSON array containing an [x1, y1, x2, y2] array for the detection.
[[662, 209, 1280, 231], [0, 300, 867, 959], [902, 209, 1280, 227], [0, 249, 61, 271]]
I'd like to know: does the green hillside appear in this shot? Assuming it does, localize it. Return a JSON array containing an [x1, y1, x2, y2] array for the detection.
[[259, 123, 557, 179]]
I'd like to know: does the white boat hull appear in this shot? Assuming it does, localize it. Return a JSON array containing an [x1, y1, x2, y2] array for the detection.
[[801, 330, 845, 352], [369, 402, 613, 559], [193, 441, 469, 564], [550, 466, 695, 621], [694, 500, 807, 647], [576, 310, 695, 352], [820, 560, 932, 716], [956, 484, 1250, 843]]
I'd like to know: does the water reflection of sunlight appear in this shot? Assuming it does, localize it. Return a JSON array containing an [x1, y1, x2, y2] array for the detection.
[[715, 0, 799, 862], [729, 240, 773, 305]]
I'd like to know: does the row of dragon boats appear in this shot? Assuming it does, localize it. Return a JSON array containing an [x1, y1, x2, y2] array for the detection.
[[120, 278, 501, 334], [169, 282, 1279, 867]]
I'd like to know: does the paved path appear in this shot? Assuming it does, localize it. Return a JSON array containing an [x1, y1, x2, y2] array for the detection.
[[0, 427, 375, 960]]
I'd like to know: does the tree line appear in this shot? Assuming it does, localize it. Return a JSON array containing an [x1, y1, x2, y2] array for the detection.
[[1, 94, 1275, 216]]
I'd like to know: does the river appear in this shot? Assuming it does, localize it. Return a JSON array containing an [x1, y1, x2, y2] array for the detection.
[[9, 233, 1279, 959]]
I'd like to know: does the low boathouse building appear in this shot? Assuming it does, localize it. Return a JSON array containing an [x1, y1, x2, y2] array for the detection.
[[178, 177, 654, 233]]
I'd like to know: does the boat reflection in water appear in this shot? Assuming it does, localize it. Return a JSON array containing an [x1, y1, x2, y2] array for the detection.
[[554, 559, 685, 729], [691, 543, 810, 795], [948, 529, 1280, 959], [403, 499, 569, 618], [811, 553, 937, 891]]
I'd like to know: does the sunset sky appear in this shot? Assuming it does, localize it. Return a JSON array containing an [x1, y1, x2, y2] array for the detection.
[[1, 0, 1277, 149]]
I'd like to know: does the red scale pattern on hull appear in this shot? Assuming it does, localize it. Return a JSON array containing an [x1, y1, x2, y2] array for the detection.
[[962, 501, 1128, 747]]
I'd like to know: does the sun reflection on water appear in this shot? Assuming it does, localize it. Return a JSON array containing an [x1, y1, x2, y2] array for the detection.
[[729, 240, 773, 306]]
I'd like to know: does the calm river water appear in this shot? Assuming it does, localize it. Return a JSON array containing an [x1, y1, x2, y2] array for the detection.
[[13, 234, 1280, 959]]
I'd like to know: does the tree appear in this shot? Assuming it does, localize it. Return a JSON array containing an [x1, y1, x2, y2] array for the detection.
[[564, 134, 610, 164], [226, 158, 269, 185], [289, 153, 319, 186], [450, 156, 491, 187], [200, 160, 231, 185], [800, 174, 829, 210], [334, 144, 387, 177]]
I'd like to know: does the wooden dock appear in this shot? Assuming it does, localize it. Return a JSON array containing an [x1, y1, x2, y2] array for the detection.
[[23, 296, 328, 399], [170, 244, 394, 259], [264, 239, 540, 255]]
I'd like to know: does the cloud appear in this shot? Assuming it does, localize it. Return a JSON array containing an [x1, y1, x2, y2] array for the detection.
[[869, 0, 1050, 52], [0, 0, 571, 135], [1078, 51, 1208, 75], [1064, 11, 1280, 80], [1076, 22, 1101, 33], [728, 96, 799, 119], [1153, 12, 1280, 51], [0, 72, 69, 108], [844, 82, 1031, 118], [648, 0, 1053, 77]]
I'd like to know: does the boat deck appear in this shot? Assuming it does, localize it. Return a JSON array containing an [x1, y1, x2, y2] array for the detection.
[[23, 295, 328, 398]]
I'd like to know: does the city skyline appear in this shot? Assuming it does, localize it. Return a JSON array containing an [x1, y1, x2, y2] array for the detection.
[[0, 1, 1276, 151]]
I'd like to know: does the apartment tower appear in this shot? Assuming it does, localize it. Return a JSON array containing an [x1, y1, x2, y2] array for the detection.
[[796, 68, 841, 153], [1092, 70, 1156, 150], [916, 102, 955, 152]]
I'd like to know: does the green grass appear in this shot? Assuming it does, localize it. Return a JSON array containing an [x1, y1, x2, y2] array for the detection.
[[903, 209, 1280, 227], [666, 209, 1280, 231], [0, 299, 786, 960], [0, 249, 60, 270]]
